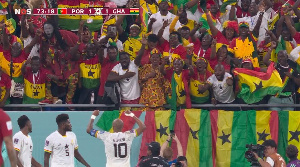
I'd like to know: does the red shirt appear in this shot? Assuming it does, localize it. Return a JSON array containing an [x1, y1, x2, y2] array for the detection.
[[236, 6, 250, 18], [214, 31, 230, 46], [0, 73, 11, 88], [24, 67, 49, 84], [98, 57, 119, 96], [294, 32, 300, 44], [0, 109, 12, 166]]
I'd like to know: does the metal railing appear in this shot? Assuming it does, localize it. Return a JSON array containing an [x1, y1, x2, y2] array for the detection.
[[3, 103, 300, 111]]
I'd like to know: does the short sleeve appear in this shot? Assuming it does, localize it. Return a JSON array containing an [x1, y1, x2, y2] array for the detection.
[[73, 133, 78, 149], [266, 157, 275, 166], [0, 111, 12, 138], [125, 129, 137, 141], [131, 60, 138, 69], [13, 134, 21, 151], [44, 136, 53, 153], [111, 64, 120, 74]]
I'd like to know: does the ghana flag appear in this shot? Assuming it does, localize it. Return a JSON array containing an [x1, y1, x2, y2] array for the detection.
[[247, 110, 279, 145], [0, 51, 26, 83], [23, 74, 46, 104], [130, 8, 139, 15], [96, 110, 143, 132], [220, 0, 237, 13], [199, 12, 217, 32], [278, 111, 300, 162], [139, 110, 177, 158], [57, 0, 104, 31], [211, 110, 279, 167], [79, 56, 101, 89], [181, 109, 213, 167], [234, 62, 284, 104]]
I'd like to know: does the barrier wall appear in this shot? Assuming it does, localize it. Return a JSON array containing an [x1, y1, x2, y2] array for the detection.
[[3, 111, 146, 167]]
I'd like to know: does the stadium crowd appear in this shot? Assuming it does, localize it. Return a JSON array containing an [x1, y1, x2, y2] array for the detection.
[[0, 0, 299, 111]]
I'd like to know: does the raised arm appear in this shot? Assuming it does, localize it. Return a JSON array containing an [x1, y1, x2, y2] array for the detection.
[[21, 59, 30, 76], [86, 110, 100, 134], [21, 15, 29, 39], [292, 0, 300, 19], [24, 29, 42, 54], [4, 135, 17, 167], [252, 12, 264, 37], [124, 110, 146, 136], [284, 14, 297, 37], [1, 23, 10, 51], [263, 41, 277, 66], [134, 35, 147, 66], [160, 135, 171, 156], [275, 16, 285, 39], [205, 11, 219, 37], [173, 135, 183, 156], [157, 20, 169, 44]]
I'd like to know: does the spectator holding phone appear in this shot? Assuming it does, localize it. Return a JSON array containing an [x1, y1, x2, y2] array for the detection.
[[160, 133, 183, 166]]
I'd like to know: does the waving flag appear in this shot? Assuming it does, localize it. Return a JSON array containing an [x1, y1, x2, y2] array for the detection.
[[278, 111, 300, 162], [234, 62, 284, 104], [96, 110, 142, 132], [220, 0, 237, 13]]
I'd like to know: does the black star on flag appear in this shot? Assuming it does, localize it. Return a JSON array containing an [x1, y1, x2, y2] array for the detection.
[[289, 130, 300, 142], [257, 130, 270, 141], [218, 131, 231, 145], [88, 69, 95, 77], [190, 128, 199, 140], [156, 123, 168, 138], [254, 81, 263, 92], [179, 90, 186, 97], [33, 90, 40, 96]]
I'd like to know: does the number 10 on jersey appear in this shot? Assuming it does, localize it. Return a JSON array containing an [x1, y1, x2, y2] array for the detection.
[[114, 143, 127, 158]]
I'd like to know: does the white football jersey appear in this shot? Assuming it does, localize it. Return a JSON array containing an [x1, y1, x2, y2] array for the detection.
[[92, 130, 136, 167], [44, 131, 78, 167], [13, 131, 33, 167]]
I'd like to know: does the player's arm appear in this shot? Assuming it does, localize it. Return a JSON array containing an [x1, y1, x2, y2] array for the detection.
[[124, 110, 146, 136], [15, 150, 24, 167], [74, 149, 90, 167], [44, 139, 52, 167], [86, 110, 100, 134], [44, 152, 51, 167], [31, 157, 42, 167], [4, 135, 17, 167]]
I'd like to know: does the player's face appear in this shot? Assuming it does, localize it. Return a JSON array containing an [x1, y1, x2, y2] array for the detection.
[[64, 119, 72, 131], [27, 120, 32, 133]]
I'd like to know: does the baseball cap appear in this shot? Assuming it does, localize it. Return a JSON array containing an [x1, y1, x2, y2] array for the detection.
[[147, 142, 161, 156]]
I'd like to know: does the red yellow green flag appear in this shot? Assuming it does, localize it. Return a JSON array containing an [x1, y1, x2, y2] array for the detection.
[[210, 110, 249, 167], [139, 110, 177, 158], [184, 109, 213, 167], [278, 111, 300, 162], [234, 62, 284, 104]]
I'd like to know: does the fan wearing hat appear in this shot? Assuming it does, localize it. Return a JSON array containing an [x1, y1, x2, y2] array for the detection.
[[123, 24, 143, 61], [0, 22, 39, 104], [228, 13, 264, 68], [169, 6, 196, 34], [148, 0, 178, 41], [139, 48, 170, 111], [139, 142, 169, 167]]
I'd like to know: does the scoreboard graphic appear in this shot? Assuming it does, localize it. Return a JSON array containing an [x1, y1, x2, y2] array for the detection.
[[15, 8, 140, 15]]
